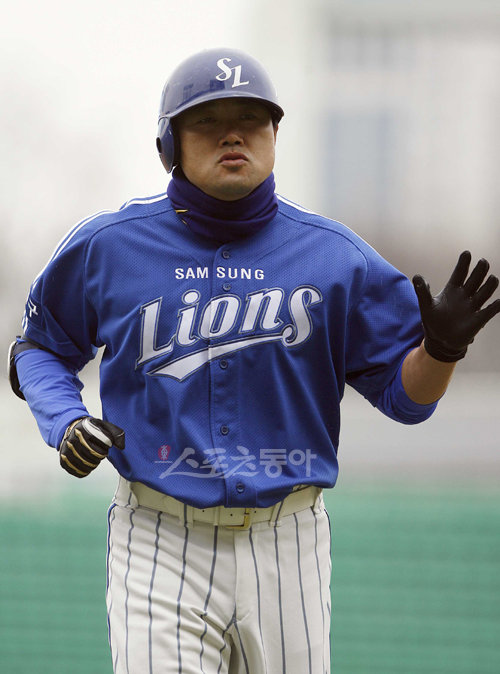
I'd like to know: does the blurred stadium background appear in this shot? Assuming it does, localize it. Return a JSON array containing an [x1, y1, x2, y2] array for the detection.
[[1, 1, 499, 672]]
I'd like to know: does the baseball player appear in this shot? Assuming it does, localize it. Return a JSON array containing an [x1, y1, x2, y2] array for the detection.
[[8, 48, 500, 674]]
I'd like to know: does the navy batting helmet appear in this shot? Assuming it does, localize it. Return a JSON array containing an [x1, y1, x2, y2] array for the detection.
[[156, 48, 284, 173]]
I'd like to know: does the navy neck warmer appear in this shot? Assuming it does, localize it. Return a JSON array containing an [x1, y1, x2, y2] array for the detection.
[[167, 168, 278, 244]]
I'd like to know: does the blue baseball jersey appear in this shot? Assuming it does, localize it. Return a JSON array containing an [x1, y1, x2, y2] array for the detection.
[[18, 192, 434, 508]]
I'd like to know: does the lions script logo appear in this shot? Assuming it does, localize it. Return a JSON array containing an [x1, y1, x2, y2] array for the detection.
[[136, 286, 322, 381]]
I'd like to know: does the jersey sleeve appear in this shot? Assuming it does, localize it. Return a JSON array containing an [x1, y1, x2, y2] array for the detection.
[[373, 355, 438, 424], [16, 222, 101, 447], [22, 223, 100, 370], [344, 246, 429, 417]]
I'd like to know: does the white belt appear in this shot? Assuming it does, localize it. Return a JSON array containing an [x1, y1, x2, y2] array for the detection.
[[127, 480, 322, 530]]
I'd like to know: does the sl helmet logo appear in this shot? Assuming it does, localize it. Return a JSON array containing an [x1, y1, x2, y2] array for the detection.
[[215, 58, 250, 88]]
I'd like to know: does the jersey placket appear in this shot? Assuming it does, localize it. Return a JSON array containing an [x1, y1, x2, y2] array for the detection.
[[208, 246, 254, 507]]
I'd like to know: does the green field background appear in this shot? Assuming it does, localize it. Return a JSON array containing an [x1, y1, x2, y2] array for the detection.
[[1, 485, 498, 674]]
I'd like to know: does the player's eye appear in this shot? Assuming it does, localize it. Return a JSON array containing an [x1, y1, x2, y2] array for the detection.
[[195, 116, 216, 125]]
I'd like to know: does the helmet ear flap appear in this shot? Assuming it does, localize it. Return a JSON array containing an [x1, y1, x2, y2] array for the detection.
[[156, 118, 177, 173]]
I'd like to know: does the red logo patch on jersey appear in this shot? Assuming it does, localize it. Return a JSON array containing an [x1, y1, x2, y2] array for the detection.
[[158, 445, 171, 461]]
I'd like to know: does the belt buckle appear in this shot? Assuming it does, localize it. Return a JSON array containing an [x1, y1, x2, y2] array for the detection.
[[225, 508, 252, 530]]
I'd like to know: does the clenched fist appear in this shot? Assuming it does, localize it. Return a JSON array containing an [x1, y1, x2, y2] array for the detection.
[[59, 417, 125, 478]]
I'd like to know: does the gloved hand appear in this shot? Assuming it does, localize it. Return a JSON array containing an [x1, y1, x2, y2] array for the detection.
[[59, 417, 125, 478], [412, 251, 500, 362]]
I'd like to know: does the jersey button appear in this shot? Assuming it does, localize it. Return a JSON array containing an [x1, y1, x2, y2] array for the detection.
[[222, 282, 231, 291], [219, 359, 228, 369], [222, 250, 231, 259], [236, 482, 245, 493], [220, 425, 229, 435]]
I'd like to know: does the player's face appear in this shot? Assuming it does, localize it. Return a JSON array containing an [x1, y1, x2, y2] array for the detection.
[[176, 99, 278, 201]]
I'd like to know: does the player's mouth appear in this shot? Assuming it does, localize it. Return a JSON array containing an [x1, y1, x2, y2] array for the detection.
[[218, 152, 248, 167]]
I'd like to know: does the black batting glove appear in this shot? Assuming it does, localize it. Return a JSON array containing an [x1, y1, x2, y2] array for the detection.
[[59, 417, 125, 478], [412, 251, 500, 362]]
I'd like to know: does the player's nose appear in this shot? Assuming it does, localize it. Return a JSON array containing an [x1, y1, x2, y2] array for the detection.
[[219, 126, 244, 147]]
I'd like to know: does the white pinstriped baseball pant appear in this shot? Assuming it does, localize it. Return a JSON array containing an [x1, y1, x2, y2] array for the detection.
[[106, 479, 332, 674]]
